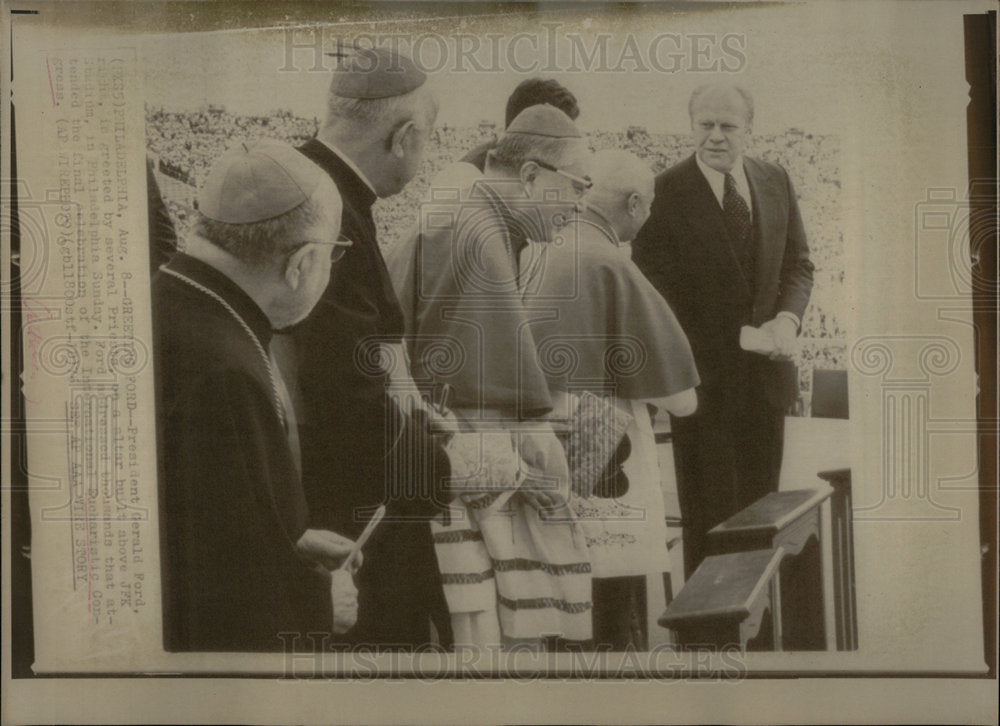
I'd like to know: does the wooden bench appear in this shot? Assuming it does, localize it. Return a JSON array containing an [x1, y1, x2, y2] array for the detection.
[[658, 548, 785, 651], [708, 486, 833, 650]]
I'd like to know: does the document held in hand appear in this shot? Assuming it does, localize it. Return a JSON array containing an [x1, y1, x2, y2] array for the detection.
[[740, 325, 777, 355]]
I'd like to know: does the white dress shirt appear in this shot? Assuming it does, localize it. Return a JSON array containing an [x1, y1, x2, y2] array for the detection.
[[696, 153, 752, 221]]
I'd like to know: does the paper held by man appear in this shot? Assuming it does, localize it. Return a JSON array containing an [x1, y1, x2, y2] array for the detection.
[[741, 325, 777, 356], [7, 2, 989, 687]]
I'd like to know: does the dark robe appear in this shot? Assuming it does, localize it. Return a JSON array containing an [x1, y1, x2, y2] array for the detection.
[[153, 253, 330, 652], [293, 139, 450, 649], [294, 139, 404, 535]]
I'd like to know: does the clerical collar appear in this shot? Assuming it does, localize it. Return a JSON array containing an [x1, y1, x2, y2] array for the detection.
[[162, 252, 273, 350], [315, 137, 378, 196], [695, 154, 752, 217]]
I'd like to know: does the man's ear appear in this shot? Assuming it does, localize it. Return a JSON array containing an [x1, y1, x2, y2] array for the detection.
[[389, 119, 416, 158], [283, 244, 314, 290], [627, 192, 641, 217], [519, 160, 539, 186]]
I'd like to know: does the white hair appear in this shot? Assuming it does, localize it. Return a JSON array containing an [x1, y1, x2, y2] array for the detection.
[[588, 149, 653, 205], [688, 82, 755, 126]]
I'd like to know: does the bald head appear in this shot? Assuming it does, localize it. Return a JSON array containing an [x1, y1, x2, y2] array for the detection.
[[584, 150, 654, 243], [589, 150, 654, 204]]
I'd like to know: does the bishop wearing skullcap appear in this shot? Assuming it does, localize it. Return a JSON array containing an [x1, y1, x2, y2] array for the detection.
[[327, 45, 428, 99], [503, 102, 583, 138], [154, 139, 361, 651], [198, 139, 326, 223], [386, 103, 595, 649], [290, 45, 452, 650], [460, 77, 580, 172]]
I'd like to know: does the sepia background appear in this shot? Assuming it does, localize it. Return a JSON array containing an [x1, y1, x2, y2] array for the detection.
[[4, 0, 994, 723]]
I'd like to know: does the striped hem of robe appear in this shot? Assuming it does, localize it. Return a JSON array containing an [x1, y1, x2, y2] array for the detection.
[[438, 557, 590, 586], [497, 594, 593, 614], [492, 557, 592, 576], [432, 528, 484, 544], [441, 569, 495, 585]]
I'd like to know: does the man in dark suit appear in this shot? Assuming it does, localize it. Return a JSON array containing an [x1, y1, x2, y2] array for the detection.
[[632, 83, 814, 579], [284, 46, 451, 649]]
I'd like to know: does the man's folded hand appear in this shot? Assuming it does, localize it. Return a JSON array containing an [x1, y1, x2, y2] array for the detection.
[[515, 424, 571, 514], [760, 315, 798, 360], [296, 528, 361, 571]]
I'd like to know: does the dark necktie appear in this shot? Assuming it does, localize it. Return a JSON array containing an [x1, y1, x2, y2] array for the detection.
[[723, 172, 752, 245], [723, 172, 754, 281]]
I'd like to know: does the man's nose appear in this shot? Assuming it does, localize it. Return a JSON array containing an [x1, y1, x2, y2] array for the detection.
[[708, 124, 725, 141]]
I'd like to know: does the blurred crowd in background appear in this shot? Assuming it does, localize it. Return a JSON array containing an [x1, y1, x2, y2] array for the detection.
[[146, 106, 846, 409]]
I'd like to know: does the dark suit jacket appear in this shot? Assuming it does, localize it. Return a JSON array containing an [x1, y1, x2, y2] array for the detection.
[[632, 154, 813, 408]]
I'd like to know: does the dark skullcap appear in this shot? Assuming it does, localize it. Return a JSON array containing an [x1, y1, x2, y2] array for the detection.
[[199, 139, 325, 224], [504, 104, 582, 139], [327, 45, 427, 99]]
